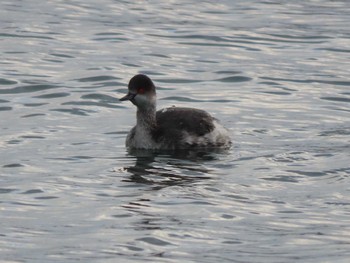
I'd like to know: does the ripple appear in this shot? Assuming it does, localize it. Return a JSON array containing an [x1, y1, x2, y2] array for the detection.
[[76, 75, 120, 82], [0, 78, 17, 85], [48, 155, 95, 162], [196, 59, 219, 63], [93, 36, 128, 42], [20, 135, 45, 139], [147, 33, 229, 42], [161, 96, 203, 102], [121, 62, 141, 68], [138, 70, 166, 76], [42, 58, 63, 63], [22, 189, 44, 194], [94, 32, 123, 36], [145, 53, 171, 58], [0, 106, 12, 111], [95, 81, 124, 87], [35, 196, 59, 200], [92, 32, 128, 42], [316, 47, 350, 53], [286, 170, 326, 177], [215, 70, 242, 75], [136, 237, 173, 246], [319, 129, 350, 136], [50, 53, 75, 58], [214, 76, 252, 83], [0, 188, 17, 194], [324, 201, 350, 206], [21, 113, 46, 118], [122, 245, 143, 252], [260, 77, 350, 86], [6, 140, 22, 145], [262, 175, 300, 183], [181, 42, 261, 51], [260, 91, 291, 95], [156, 78, 202, 84], [81, 93, 119, 103], [320, 97, 350, 103], [23, 103, 48, 107], [10, 201, 44, 207], [0, 32, 55, 40], [50, 108, 93, 116], [267, 33, 332, 40], [62, 101, 123, 109], [0, 84, 58, 94], [34, 92, 70, 99], [3, 163, 24, 168], [258, 81, 281, 86], [161, 96, 234, 103]]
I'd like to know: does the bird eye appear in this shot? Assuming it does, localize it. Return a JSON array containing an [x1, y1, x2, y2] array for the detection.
[[138, 88, 145, 94]]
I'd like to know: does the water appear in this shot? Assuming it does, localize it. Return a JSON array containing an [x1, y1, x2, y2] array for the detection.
[[1, 0, 350, 262]]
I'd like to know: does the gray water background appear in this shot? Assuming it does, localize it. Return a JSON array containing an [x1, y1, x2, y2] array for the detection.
[[1, 0, 350, 262]]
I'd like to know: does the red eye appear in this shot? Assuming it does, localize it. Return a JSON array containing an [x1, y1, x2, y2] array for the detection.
[[138, 88, 145, 94]]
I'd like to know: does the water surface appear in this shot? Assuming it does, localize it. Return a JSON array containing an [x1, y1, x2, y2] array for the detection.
[[1, 1, 350, 262]]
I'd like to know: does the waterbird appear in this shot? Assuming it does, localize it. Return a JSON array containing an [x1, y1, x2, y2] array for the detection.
[[120, 74, 231, 150]]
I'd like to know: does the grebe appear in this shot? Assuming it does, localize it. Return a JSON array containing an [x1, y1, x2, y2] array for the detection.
[[120, 74, 231, 150]]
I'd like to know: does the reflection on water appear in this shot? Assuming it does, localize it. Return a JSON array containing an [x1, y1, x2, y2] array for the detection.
[[123, 148, 229, 187], [1, 0, 350, 262]]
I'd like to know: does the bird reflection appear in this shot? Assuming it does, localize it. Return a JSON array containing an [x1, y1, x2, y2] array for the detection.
[[122, 148, 229, 187]]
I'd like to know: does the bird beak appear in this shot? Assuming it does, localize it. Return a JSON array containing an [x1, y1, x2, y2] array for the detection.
[[120, 92, 136, 101]]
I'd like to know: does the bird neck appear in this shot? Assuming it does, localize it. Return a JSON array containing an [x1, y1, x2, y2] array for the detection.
[[136, 104, 157, 131]]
